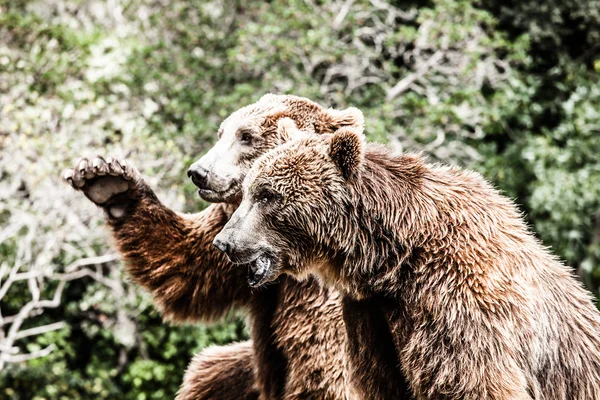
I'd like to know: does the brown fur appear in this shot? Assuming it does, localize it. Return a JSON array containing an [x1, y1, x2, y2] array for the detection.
[[108, 187, 351, 400], [177, 341, 259, 400], [63, 97, 409, 399], [219, 127, 600, 400]]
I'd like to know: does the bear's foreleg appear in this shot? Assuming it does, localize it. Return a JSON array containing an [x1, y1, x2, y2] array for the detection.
[[177, 341, 259, 400], [341, 297, 413, 400], [399, 315, 533, 400], [63, 156, 252, 323]]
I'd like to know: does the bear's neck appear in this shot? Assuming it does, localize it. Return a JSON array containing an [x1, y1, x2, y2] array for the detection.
[[313, 148, 430, 298], [319, 146, 529, 301]]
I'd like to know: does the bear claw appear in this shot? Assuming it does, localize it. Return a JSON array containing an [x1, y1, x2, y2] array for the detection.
[[63, 155, 140, 207]]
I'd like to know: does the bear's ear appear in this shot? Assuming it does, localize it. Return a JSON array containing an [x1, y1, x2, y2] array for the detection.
[[259, 93, 282, 104], [276, 117, 309, 143], [329, 127, 365, 180], [326, 107, 365, 132]]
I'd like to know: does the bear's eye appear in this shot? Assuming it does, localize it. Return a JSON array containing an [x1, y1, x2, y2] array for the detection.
[[257, 189, 279, 205], [239, 130, 253, 145]]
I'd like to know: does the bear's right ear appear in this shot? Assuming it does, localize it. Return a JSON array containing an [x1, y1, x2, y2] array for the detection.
[[326, 107, 365, 133], [329, 127, 365, 180]]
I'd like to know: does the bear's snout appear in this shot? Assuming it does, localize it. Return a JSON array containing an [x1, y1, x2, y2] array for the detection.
[[212, 236, 231, 257], [213, 230, 247, 263], [187, 165, 210, 190]]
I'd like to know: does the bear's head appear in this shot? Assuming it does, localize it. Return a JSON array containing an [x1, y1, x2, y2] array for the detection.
[[187, 94, 364, 204], [213, 124, 366, 287]]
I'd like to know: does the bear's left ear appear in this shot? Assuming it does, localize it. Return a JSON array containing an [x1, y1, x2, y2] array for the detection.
[[259, 93, 281, 103], [329, 127, 365, 180], [277, 117, 309, 143], [326, 107, 365, 133]]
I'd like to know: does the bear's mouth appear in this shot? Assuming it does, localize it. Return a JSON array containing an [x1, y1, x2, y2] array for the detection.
[[247, 254, 276, 288], [197, 182, 241, 204]]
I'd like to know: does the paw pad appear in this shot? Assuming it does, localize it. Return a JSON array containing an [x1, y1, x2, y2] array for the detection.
[[62, 156, 139, 205]]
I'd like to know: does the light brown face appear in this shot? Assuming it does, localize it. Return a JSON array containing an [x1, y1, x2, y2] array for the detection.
[[187, 94, 364, 204], [213, 128, 365, 287], [187, 95, 289, 203]]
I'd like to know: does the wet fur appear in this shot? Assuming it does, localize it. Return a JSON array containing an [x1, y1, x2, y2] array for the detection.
[[177, 341, 259, 400], [106, 179, 359, 400], [67, 96, 407, 399], [239, 131, 600, 399]]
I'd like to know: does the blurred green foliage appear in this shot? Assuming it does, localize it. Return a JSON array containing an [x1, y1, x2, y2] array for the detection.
[[1, 0, 598, 398]]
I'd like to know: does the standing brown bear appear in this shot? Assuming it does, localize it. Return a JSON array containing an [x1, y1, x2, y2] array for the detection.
[[215, 124, 600, 400], [63, 95, 414, 400]]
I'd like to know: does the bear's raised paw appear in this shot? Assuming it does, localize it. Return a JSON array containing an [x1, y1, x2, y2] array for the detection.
[[62, 156, 141, 216]]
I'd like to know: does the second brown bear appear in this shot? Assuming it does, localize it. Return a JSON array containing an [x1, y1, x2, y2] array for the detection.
[[215, 125, 600, 400]]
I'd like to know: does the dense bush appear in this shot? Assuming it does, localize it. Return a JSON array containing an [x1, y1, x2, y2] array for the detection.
[[1, 0, 598, 398]]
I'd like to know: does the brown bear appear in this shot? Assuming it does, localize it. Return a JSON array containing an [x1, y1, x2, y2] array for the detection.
[[63, 95, 411, 400], [214, 124, 600, 400]]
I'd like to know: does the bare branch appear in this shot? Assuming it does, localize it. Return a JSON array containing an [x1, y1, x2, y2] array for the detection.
[[3, 345, 56, 363], [14, 322, 66, 341], [64, 253, 118, 273], [0, 251, 120, 370], [387, 51, 444, 101], [333, 0, 354, 30]]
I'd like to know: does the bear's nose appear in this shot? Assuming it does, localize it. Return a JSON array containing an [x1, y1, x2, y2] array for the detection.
[[187, 166, 210, 190], [212, 237, 231, 256]]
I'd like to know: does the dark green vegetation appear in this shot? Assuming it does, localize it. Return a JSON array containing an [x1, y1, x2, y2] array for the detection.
[[0, 0, 598, 398]]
